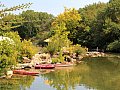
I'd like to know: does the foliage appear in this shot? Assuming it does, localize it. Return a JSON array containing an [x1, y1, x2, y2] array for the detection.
[[77, 2, 107, 47], [63, 44, 87, 55], [0, 3, 34, 68], [50, 44, 87, 63], [46, 8, 81, 56], [53, 49, 65, 63], [72, 44, 87, 55], [3, 32, 22, 48], [0, 3, 32, 17], [76, 0, 120, 52], [47, 22, 71, 56], [0, 14, 23, 34], [0, 31, 38, 68], [0, 40, 17, 68], [58, 49, 64, 62], [51, 58, 59, 63], [90, 0, 120, 51], [78, 2, 107, 26], [46, 42, 56, 56], [15, 10, 54, 46], [1, 31, 38, 61], [0, 3, 32, 33], [54, 8, 82, 45], [20, 40, 38, 59], [53, 8, 81, 29], [107, 40, 120, 52]]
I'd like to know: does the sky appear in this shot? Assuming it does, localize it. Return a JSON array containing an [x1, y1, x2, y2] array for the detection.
[[1, 0, 109, 16]]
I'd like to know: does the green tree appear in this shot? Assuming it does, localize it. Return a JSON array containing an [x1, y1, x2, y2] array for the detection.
[[46, 8, 81, 56], [54, 8, 82, 45], [78, 2, 107, 26], [107, 40, 120, 52], [15, 10, 54, 46], [0, 3, 33, 68], [77, 2, 107, 48], [91, 0, 120, 51], [0, 3, 32, 33], [47, 22, 71, 57]]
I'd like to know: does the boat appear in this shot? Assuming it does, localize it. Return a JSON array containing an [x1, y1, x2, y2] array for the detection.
[[35, 64, 55, 69], [55, 63, 74, 67], [13, 70, 39, 75]]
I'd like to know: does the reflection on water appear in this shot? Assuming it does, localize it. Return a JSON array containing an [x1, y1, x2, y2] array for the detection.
[[1, 56, 120, 90], [0, 75, 35, 90], [41, 57, 120, 90]]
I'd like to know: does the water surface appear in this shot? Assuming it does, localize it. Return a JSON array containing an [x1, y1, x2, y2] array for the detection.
[[0, 56, 120, 90]]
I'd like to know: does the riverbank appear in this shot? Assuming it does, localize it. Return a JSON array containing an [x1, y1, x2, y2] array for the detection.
[[0, 51, 107, 78], [18, 51, 106, 68]]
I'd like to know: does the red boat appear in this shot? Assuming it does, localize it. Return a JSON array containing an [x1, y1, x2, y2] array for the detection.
[[55, 63, 74, 67], [13, 70, 39, 75], [35, 64, 55, 69]]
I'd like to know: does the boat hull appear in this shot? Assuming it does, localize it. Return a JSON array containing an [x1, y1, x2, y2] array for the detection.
[[35, 64, 55, 69], [13, 70, 39, 75], [55, 64, 73, 67]]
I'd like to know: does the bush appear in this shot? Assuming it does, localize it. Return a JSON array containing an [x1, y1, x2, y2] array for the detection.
[[3, 32, 38, 61], [73, 44, 87, 55], [0, 32, 38, 69], [20, 40, 38, 59], [63, 44, 87, 56], [41, 47, 48, 53], [0, 40, 17, 68], [51, 58, 59, 63], [45, 42, 57, 56], [107, 40, 120, 52]]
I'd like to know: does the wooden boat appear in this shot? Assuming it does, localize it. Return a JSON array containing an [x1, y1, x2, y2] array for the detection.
[[55, 63, 74, 67], [35, 64, 55, 69], [13, 70, 39, 75]]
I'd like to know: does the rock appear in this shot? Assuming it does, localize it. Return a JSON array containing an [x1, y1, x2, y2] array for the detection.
[[85, 52, 105, 57], [6, 71, 13, 76], [71, 58, 76, 62], [23, 57, 31, 63], [31, 53, 52, 65]]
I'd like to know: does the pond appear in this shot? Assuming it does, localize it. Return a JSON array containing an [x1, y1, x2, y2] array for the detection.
[[0, 56, 120, 90]]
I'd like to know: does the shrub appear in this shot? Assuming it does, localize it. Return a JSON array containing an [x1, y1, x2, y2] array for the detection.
[[0, 40, 17, 68], [51, 58, 59, 63], [63, 44, 87, 56], [73, 44, 87, 55], [107, 40, 120, 52], [20, 40, 38, 59], [46, 42, 56, 56]]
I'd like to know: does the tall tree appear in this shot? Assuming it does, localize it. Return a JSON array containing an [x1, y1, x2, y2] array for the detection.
[[92, 0, 120, 51], [75, 2, 107, 48], [0, 3, 33, 68], [46, 8, 81, 56], [52, 8, 82, 45], [15, 10, 54, 46], [0, 3, 32, 34]]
